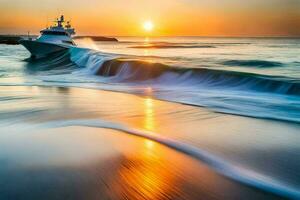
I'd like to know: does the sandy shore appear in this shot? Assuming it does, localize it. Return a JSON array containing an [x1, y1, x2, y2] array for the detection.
[[0, 126, 281, 200], [0, 86, 297, 199]]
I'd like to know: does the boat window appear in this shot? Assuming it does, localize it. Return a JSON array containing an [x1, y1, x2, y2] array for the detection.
[[63, 40, 74, 45], [42, 31, 68, 36]]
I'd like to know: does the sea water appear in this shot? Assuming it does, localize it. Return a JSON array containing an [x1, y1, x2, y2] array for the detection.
[[0, 37, 300, 199]]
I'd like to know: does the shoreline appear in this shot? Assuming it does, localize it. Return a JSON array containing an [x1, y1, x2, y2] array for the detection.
[[0, 85, 299, 199], [0, 125, 280, 200]]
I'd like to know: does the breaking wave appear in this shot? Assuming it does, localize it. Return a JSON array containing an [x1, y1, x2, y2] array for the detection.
[[95, 59, 299, 95], [25, 50, 78, 73], [23, 47, 300, 123]]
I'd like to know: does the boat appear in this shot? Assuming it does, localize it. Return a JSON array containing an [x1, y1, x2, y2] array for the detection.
[[20, 15, 76, 58]]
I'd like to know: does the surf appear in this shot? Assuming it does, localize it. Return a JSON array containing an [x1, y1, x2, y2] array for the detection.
[[42, 118, 300, 199], [18, 46, 300, 123]]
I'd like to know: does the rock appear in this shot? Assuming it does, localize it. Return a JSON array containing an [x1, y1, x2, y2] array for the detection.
[[0, 35, 22, 45]]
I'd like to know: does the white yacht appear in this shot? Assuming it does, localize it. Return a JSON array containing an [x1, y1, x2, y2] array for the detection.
[[20, 15, 76, 58]]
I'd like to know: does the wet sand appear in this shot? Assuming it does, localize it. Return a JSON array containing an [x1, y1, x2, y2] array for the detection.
[[0, 86, 298, 199], [0, 126, 280, 200]]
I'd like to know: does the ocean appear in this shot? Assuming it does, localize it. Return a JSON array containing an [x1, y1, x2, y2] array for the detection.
[[0, 37, 299, 199]]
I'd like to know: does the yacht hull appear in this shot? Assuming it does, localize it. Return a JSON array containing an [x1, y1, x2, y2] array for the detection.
[[20, 40, 69, 58]]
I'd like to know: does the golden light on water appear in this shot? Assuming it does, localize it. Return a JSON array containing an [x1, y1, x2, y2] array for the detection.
[[144, 37, 150, 43], [111, 97, 178, 200], [144, 97, 155, 132]]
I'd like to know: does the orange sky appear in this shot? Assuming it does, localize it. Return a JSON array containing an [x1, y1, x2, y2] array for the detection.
[[0, 0, 299, 37]]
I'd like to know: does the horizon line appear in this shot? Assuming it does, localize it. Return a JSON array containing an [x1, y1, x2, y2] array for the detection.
[[1, 34, 300, 39]]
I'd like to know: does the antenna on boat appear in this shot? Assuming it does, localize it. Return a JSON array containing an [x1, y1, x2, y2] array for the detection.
[[27, 31, 32, 40], [55, 15, 65, 27], [45, 14, 48, 29]]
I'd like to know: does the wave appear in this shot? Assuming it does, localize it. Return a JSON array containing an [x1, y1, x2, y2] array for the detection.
[[222, 60, 282, 68], [21, 47, 300, 123], [95, 58, 300, 96], [25, 50, 78, 73], [44, 118, 300, 199]]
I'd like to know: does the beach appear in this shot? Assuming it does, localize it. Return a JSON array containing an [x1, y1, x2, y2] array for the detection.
[[0, 87, 296, 199], [0, 86, 299, 199], [0, 37, 300, 199]]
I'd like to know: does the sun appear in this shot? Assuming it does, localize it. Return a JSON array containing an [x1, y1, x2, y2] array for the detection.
[[143, 21, 154, 32]]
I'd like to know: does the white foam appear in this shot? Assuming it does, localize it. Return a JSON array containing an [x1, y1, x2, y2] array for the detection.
[[43, 119, 300, 199]]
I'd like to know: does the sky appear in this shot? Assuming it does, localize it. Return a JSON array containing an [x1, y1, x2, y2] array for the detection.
[[0, 0, 299, 37]]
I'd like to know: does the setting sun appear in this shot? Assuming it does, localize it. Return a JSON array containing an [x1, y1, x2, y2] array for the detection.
[[0, 0, 299, 199], [143, 21, 154, 32]]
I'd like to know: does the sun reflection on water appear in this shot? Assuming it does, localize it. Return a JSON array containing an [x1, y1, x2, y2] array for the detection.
[[107, 96, 181, 199], [112, 139, 178, 200], [144, 98, 155, 132], [144, 37, 150, 43]]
